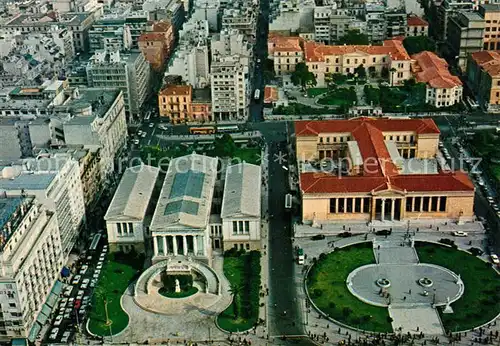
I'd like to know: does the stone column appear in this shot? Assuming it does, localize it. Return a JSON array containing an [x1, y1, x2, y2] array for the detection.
[[335, 198, 339, 213], [173, 236, 178, 256], [183, 235, 188, 256], [381, 198, 386, 222], [343, 198, 347, 213], [420, 197, 424, 213], [193, 235, 198, 256], [163, 236, 167, 256], [390, 198, 395, 221], [411, 197, 415, 212], [371, 198, 377, 221], [436, 196, 441, 212], [153, 236, 158, 255], [361, 198, 365, 213]]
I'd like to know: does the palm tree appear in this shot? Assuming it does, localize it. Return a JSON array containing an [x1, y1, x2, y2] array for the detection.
[[228, 283, 242, 319]]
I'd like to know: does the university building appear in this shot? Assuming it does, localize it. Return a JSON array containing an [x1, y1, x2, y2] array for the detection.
[[295, 118, 475, 224]]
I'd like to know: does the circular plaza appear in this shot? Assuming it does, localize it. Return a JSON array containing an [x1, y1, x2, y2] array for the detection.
[[306, 240, 500, 334]]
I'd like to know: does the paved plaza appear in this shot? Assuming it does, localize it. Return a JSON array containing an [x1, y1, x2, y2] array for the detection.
[[389, 306, 444, 335], [347, 263, 463, 307]]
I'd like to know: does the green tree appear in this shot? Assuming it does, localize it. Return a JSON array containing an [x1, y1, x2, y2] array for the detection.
[[337, 30, 369, 45], [381, 66, 389, 79], [390, 67, 397, 86], [354, 64, 367, 80], [402, 36, 437, 56], [228, 283, 242, 319], [291, 62, 317, 90], [213, 133, 236, 157]]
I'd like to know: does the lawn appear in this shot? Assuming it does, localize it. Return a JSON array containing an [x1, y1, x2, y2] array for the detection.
[[232, 147, 261, 165], [159, 286, 198, 298], [364, 84, 427, 112], [217, 251, 261, 332], [415, 242, 500, 332], [306, 243, 392, 332], [307, 88, 328, 98], [317, 87, 357, 106], [87, 252, 144, 336], [273, 102, 342, 115]]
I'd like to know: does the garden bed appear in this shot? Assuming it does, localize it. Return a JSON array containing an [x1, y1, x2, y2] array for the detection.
[[317, 87, 357, 106]]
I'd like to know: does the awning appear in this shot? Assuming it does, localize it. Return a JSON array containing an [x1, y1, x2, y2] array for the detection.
[[11, 339, 28, 346], [35, 311, 48, 326], [41, 304, 52, 317], [28, 322, 41, 342], [61, 267, 70, 277], [45, 281, 63, 308]]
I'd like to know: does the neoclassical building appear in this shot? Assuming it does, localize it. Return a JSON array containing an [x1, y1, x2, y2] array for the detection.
[[296, 118, 475, 224], [150, 153, 218, 266]]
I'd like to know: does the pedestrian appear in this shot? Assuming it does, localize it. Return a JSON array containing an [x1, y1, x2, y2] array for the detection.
[[409, 289, 412, 294], [403, 296, 406, 301]]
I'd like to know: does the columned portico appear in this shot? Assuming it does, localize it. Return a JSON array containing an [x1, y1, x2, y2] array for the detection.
[[372, 196, 403, 222], [153, 234, 205, 257]]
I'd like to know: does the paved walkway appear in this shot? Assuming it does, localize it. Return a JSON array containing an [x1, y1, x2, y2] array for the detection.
[[389, 306, 444, 335]]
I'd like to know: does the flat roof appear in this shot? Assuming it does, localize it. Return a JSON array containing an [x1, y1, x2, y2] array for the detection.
[[0, 173, 56, 190], [347, 141, 363, 167], [150, 153, 218, 231], [105, 165, 160, 221], [221, 163, 261, 219]]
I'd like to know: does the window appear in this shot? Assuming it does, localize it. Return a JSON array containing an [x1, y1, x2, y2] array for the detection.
[[128, 222, 133, 234], [414, 197, 421, 211], [347, 59, 350, 64], [117, 223, 122, 235], [238, 221, 244, 233], [431, 197, 439, 211], [372, 57, 376, 63], [244, 221, 250, 233], [363, 198, 370, 213], [8, 303, 15, 308], [346, 198, 353, 213], [232, 221, 237, 234], [338, 198, 345, 212], [319, 137, 323, 143], [354, 198, 362, 213], [329, 198, 336, 213], [245, 243, 250, 250], [423, 197, 430, 211], [406, 197, 412, 212], [439, 196, 447, 212]]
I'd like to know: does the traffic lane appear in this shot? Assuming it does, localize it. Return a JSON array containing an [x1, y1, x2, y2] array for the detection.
[[267, 141, 303, 337]]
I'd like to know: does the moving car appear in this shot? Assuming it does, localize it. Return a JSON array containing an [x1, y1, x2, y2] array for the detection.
[[452, 230, 468, 237], [375, 229, 392, 236], [311, 234, 325, 240], [61, 331, 71, 343], [133, 139, 140, 145], [81, 279, 90, 289], [79, 265, 88, 275], [63, 286, 74, 297], [96, 262, 103, 270], [297, 248, 304, 265], [90, 279, 97, 288], [491, 254, 500, 264], [76, 290, 85, 300], [149, 123, 154, 128]]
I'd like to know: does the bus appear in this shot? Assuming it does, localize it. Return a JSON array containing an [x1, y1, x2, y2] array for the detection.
[[254, 89, 261, 100], [217, 125, 239, 133], [189, 126, 216, 134], [285, 193, 292, 209], [89, 233, 102, 252]]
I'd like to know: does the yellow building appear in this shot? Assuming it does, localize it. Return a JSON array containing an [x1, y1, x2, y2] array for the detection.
[[267, 34, 413, 87], [479, 4, 500, 50], [467, 50, 500, 112], [296, 118, 475, 224], [158, 85, 213, 124]]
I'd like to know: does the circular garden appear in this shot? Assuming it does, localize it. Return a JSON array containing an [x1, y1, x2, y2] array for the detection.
[[158, 274, 199, 298], [306, 241, 500, 333]]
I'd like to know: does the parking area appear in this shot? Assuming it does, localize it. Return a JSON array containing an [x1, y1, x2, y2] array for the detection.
[[43, 232, 108, 344]]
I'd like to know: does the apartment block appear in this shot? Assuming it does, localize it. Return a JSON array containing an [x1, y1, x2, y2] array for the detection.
[[86, 50, 150, 120], [210, 55, 248, 121], [138, 20, 175, 72], [0, 197, 64, 343], [432, 0, 474, 41], [479, 4, 500, 50], [221, 8, 256, 40], [0, 156, 85, 258], [412, 51, 463, 108], [467, 50, 500, 112], [267, 34, 304, 75], [385, 8, 407, 39], [447, 11, 485, 71]]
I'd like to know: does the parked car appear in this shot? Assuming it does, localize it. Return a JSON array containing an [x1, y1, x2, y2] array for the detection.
[[311, 234, 325, 240], [96, 263, 103, 270], [49, 328, 59, 340], [338, 231, 353, 238], [72, 275, 82, 285], [103, 245, 108, 251], [90, 279, 97, 288], [133, 139, 140, 145], [452, 230, 468, 237], [76, 290, 84, 300], [53, 314, 64, 326], [491, 254, 500, 264], [61, 331, 71, 343], [79, 265, 88, 275], [81, 279, 90, 289], [375, 229, 392, 236], [59, 298, 68, 308], [149, 122, 154, 128], [99, 254, 106, 261], [63, 286, 74, 297]]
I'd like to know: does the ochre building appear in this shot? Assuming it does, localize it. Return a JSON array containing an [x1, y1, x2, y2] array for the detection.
[[295, 118, 475, 224]]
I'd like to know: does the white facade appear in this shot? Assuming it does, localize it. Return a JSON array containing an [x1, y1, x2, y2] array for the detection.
[[425, 86, 463, 108], [0, 197, 64, 343], [221, 163, 261, 251], [0, 156, 85, 259], [105, 165, 159, 253], [210, 55, 248, 121], [165, 20, 210, 88], [149, 153, 218, 266]]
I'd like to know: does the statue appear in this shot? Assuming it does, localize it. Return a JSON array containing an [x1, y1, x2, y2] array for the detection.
[[456, 274, 463, 286], [175, 279, 181, 293], [443, 296, 454, 314]]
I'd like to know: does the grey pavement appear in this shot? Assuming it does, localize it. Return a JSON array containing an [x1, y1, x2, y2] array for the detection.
[[389, 307, 444, 335]]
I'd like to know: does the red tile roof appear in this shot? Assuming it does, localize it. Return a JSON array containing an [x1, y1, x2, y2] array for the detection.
[[295, 118, 440, 137], [412, 51, 462, 88], [138, 32, 165, 42], [159, 84, 192, 96], [264, 86, 278, 103], [296, 118, 472, 194], [407, 15, 429, 27], [470, 50, 500, 78], [268, 34, 303, 54], [303, 39, 411, 62], [300, 171, 474, 194]]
